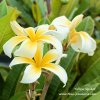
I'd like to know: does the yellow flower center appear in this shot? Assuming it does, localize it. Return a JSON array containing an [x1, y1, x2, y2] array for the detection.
[[49, 25, 56, 30]]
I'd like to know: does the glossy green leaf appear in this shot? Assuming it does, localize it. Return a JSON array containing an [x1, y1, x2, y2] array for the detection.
[[2, 65, 24, 100], [0, 0, 7, 18], [0, 7, 20, 54]]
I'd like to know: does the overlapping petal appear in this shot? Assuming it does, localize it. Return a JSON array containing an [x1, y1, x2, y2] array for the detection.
[[39, 35, 63, 54], [46, 25, 69, 41], [70, 14, 83, 30], [51, 16, 71, 27], [41, 49, 59, 65], [70, 31, 96, 56], [42, 63, 68, 86], [34, 43, 44, 66], [3, 36, 27, 58], [14, 39, 37, 58], [36, 25, 49, 36], [25, 27, 35, 41], [21, 65, 41, 83]]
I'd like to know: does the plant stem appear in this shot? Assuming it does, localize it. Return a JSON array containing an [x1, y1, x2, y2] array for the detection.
[[40, 72, 53, 100], [26, 83, 37, 100]]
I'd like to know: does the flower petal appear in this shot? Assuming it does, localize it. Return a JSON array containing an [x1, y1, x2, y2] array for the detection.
[[80, 32, 96, 55], [71, 34, 82, 52], [42, 63, 68, 86], [21, 64, 41, 83], [34, 43, 44, 66], [51, 16, 71, 27], [70, 14, 83, 30], [14, 39, 37, 58], [45, 25, 69, 41], [3, 36, 27, 58], [41, 49, 59, 65], [71, 32, 96, 56], [9, 57, 35, 68], [36, 25, 49, 36], [10, 21, 26, 36], [39, 35, 63, 54], [25, 27, 35, 41]]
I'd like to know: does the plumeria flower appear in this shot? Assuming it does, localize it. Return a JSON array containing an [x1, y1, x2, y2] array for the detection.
[[9, 43, 68, 86], [36, 15, 82, 42], [69, 30, 96, 56], [3, 21, 63, 58], [45, 15, 96, 56]]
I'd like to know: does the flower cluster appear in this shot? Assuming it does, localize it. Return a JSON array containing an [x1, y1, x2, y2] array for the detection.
[[3, 14, 96, 87]]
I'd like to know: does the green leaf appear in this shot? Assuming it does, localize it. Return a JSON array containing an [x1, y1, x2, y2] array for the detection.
[[75, 0, 89, 15], [32, 0, 47, 23], [59, 71, 78, 100], [10, 91, 26, 100], [2, 65, 24, 100], [7, 0, 35, 26], [0, 6, 20, 54], [60, 0, 68, 4], [0, 67, 9, 80], [49, 0, 79, 21], [87, 91, 100, 100], [22, 0, 33, 9], [76, 16, 94, 35], [36, 0, 47, 17], [0, 0, 7, 18], [0, 73, 4, 95], [32, 2, 42, 23], [48, 0, 62, 21], [79, 49, 100, 74], [74, 57, 100, 88], [38, 17, 50, 25], [89, 0, 100, 16], [64, 0, 79, 19]]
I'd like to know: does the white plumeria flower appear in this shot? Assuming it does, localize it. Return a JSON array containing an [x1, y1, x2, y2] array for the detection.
[[9, 43, 68, 86], [70, 30, 96, 56], [3, 21, 63, 58], [45, 14, 96, 56]]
